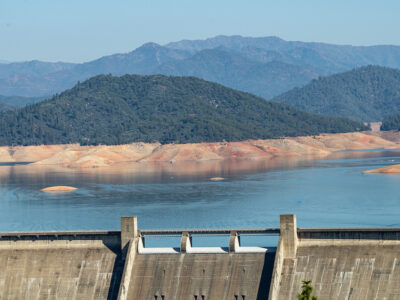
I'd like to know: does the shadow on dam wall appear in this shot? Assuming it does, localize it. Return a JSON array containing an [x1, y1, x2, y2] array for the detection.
[[257, 252, 276, 298]]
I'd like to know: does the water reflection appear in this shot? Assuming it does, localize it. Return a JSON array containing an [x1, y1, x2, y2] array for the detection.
[[1, 150, 400, 232]]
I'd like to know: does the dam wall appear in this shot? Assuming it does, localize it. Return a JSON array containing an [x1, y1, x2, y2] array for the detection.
[[270, 215, 400, 300], [0, 231, 123, 300], [121, 225, 277, 300], [2, 215, 400, 299], [0, 220, 277, 300]]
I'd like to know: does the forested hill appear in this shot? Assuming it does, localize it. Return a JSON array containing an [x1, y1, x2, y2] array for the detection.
[[272, 66, 400, 122], [0, 75, 367, 146], [381, 114, 400, 131]]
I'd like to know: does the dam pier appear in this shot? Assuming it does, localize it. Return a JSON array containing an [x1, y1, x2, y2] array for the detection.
[[1, 215, 400, 299]]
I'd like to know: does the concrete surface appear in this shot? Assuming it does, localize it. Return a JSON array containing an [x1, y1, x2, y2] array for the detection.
[[126, 252, 275, 300], [3, 215, 400, 300], [0, 232, 123, 300], [270, 215, 400, 300]]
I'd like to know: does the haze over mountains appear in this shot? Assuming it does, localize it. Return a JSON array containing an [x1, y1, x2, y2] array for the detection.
[[0, 102, 13, 112], [0, 74, 366, 146], [0, 95, 46, 109], [2, 35, 400, 100]]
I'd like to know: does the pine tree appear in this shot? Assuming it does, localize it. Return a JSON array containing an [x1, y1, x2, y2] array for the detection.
[[297, 280, 318, 300]]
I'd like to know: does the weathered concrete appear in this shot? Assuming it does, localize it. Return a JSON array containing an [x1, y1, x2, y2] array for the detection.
[[121, 227, 276, 299], [126, 252, 275, 300], [267, 235, 284, 300], [271, 217, 400, 300], [0, 232, 123, 300], [121, 216, 138, 251], [280, 214, 297, 259], [4, 215, 400, 299], [0, 221, 278, 299], [118, 217, 139, 300]]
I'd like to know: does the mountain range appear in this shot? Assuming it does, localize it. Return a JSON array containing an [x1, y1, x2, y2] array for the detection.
[[0, 74, 366, 146], [0, 95, 46, 110], [2, 35, 400, 100]]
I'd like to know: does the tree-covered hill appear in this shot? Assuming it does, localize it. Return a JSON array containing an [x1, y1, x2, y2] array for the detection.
[[272, 66, 400, 122], [381, 114, 400, 131], [0, 75, 367, 146]]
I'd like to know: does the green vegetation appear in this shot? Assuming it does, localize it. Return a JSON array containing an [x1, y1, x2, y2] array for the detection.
[[297, 280, 318, 300], [272, 66, 400, 122], [381, 114, 400, 131], [0, 74, 367, 146]]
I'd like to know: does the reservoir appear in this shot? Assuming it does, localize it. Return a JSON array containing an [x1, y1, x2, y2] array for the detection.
[[1, 150, 400, 233]]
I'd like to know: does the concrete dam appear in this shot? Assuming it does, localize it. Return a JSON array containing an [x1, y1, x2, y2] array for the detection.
[[1, 215, 400, 299]]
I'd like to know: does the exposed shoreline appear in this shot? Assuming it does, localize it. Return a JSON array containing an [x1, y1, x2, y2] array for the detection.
[[1, 131, 400, 171]]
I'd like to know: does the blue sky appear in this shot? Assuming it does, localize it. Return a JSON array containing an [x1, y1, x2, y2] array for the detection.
[[0, 0, 399, 63]]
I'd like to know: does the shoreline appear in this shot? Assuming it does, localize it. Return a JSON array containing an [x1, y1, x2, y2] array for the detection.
[[1, 131, 400, 171]]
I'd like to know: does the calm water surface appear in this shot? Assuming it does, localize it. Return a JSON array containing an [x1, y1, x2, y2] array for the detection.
[[1, 150, 400, 233]]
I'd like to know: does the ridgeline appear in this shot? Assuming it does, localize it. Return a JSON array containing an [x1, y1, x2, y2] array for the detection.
[[0, 74, 367, 146], [272, 66, 400, 122]]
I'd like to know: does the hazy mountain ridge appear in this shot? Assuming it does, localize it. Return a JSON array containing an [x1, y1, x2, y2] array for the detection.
[[0, 94, 47, 112], [0, 60, 76, 79], [0, 101, 13, 112], [155, 48, 318, 99], [2, 35, 400, 98], [0, 95, 46, 108], [0, 74, 366, 146], [165, 35, 400, 73], [272, 66, 400, 122]]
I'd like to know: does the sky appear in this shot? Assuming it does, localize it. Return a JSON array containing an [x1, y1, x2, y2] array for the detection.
[[0, 0, 399, 63]]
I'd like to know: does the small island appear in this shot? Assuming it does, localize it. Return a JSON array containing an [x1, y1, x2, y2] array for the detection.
[[41, 186, 78, 193]]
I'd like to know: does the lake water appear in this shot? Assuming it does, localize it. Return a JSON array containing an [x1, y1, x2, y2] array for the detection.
[[1, 150, 400, 236]]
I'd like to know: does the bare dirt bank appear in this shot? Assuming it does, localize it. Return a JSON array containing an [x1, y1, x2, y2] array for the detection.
[[364, 165, 400, 174], [1, 132, 399, 170]]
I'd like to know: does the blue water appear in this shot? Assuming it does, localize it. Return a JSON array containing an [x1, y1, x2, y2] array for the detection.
[[1, 151, 400, 233]]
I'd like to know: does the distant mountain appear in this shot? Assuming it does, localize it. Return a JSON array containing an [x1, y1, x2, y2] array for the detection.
[[155, 48, 318, 99], [0, 60, 9, 64], [0, 95, 46, 107], [0, 94, 47, 112], [0, 74, 366, 146], [0, 101, 13, 112], [165, 35, 288, 53], [0, 44, 190, 97], [166, 35, 400, 74], [272, 66, 400, 122], [0, 60, 75, 78], [2, 35, 400, 98]]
